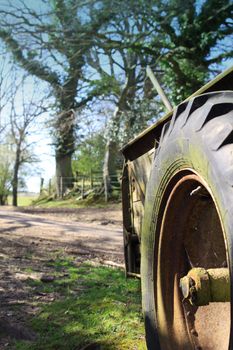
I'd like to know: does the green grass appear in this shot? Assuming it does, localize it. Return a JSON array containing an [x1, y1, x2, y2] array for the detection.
[[32, 195, 121, 209], [14, 260, 146, 350], [33, 196, 90, 208], [8, 195, 38, 206]]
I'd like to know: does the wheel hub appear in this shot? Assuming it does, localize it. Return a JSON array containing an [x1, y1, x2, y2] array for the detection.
[[156, 172, 230, 349], [180, 267, 230, 306]]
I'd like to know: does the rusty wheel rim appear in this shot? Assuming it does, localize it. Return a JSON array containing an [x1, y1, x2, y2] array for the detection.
[[155, 172, 230, 350]]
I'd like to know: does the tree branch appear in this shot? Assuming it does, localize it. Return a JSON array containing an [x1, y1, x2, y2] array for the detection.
[[0, 29, 60, 88]]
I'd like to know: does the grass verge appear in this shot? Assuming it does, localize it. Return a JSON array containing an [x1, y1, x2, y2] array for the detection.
[[31, 195, 121, 209], [14, 260, 146, 350], [8, 195, 38, 206]]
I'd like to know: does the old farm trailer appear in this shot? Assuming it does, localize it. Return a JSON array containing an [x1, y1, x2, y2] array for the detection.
[[121, 66, 233, 350]]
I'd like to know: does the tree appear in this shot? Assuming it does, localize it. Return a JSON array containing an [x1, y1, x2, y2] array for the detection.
[[87, 10, 159, 199], [8, 76, 45, 206], [128, 0, 233, 103], [0, 0, 118, 195], [0, 0, 231, 202], [73, 132, 106, 174], [0, 48, 16, 138], [91, 0, 232, 104], [0, 145, 13, 205], [93, 0, 233, 199]]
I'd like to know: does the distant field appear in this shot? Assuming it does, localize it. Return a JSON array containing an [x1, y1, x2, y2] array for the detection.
[[8, 193, 39, 206]]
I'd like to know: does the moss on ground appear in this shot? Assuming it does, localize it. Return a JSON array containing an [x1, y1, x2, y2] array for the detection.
[[14, 261, 146, 350]]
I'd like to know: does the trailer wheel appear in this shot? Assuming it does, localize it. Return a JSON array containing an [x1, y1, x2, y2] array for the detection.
[[141, 92, 233, 350]]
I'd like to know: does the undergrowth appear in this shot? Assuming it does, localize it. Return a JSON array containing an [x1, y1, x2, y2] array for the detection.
[[14, 261, 146, 350], [31, 194, 121, 209]]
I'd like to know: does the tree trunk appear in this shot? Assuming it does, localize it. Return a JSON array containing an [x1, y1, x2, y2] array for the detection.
[[54, 106, 76, 198], [0, 195, 7, 205], [12, 148, 20, 207], [103, 140, 119, 202], [102, 66, 137, 200], [56, 153, 74, 197]]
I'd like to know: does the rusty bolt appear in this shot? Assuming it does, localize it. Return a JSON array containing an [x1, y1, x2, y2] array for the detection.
[[180, 275, 196, 302], [190, 329, 198, 337], [180, 276, 192, 299]]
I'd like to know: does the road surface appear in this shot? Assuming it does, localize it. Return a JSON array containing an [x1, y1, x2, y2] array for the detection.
[[0, 206, 124, 348]]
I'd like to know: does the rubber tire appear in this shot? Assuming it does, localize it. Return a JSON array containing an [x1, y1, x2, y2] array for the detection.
[[141, 91, 233, 349]]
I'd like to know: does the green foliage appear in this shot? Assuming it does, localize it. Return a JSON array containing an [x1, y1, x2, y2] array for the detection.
[[8, 194, 37, 207], [134, 0, 233, 104], [160, 58, 208, 103], [72, 132, 106, 174], [0, 0, 121, 181], [0, 165, 11, 204], [0, 145, 13, 204], [90, 74, 121, 97], [14, 262, 146, 350], [118, 98, 163, 144]]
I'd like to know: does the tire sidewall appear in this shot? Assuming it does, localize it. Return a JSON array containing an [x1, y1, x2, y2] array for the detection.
[[141, 124, 233, 349]]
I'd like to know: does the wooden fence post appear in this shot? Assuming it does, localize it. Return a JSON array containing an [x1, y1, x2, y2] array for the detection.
[[48, 179, 52, 195], [81, 177, 85, 199], [40, 178, 44, 195], [60, 176, 63, 198], [90, 170, 93, 189]]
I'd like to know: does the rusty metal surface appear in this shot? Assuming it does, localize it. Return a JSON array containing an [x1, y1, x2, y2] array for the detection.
[[122, 66, 233, 161], [122, 162, 141, 274], [180, 267, 230, 306], [122, 151, 154, 274], [121, 163, 131, 233], [128, 150, 154, 237], [156, 173, 230, 350]]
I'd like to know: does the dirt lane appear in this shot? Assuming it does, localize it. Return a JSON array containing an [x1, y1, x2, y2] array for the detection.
[[0, 207, 124, 262], [0, 206, 124, 348]]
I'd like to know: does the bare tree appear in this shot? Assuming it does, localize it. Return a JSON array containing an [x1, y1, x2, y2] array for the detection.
[[0, 144, 13, 205], [0, 0, 117, 195], [8, 76, 46, 206], [0, 47, 16, 138], [87, 15, 157, 200]]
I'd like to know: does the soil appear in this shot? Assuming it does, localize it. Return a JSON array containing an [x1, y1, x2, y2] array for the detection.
[[0, 205, 124, 349]]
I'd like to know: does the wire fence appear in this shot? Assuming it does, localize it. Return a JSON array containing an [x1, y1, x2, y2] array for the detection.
[[41, 171, 122, 199]]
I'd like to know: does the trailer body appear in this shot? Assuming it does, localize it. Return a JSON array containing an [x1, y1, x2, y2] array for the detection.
[[122, 66, 233, 349], [122, 66, 233, 277]]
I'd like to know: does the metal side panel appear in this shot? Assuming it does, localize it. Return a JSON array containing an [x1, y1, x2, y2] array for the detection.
[[128, 149, 154, 239]]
